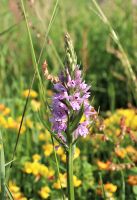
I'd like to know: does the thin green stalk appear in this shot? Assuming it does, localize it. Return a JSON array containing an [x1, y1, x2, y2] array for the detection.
[[121, 170, 125, 200], [91, 0, 137, 104], [99, 172, 106, 200], [0, 131, 6, 200], [51, 136, 65, 200], [20, 0, 45, 101], [67, 143, 75, 200], [9, 0, 59, 168]]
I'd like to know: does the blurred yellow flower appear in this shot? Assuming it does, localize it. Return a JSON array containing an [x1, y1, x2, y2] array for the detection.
[[56, 146, 64, 156], [22, 89, 38, 98], [104, 183, 117, 193], [43, 144, 53, 157], [0, 115, 7, 127], [24, 162, 33, 174], [9, 181, 27, 200], [115, 148, 127, 159], [74, 147, 80, 160], [126, 146, 136, 154], [2, 107, 11, 116], [39, 130, 51, 142], [39, 164, 49, 177], [39, 186, 50, 199], [32, 154, 41, 162], [127, 175, 137, 185], [25, 118, 33, 129], [31, 99, 41, 111], [53, 173, 81, 189], [53, 173, 67, 189], [73, 175, 82, 187], [97, 160, 110, 170], [0, 104, 5, 111], [61, 154, 66, 163]]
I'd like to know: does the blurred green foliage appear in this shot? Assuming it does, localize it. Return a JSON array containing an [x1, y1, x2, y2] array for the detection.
[[0, 0, 137, 110]]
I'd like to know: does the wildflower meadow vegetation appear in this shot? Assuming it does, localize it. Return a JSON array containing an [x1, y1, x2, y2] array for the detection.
[[0, 0, 137, 200]]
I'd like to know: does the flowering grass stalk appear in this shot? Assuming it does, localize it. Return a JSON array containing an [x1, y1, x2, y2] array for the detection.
[[43, 33, 96, 200]]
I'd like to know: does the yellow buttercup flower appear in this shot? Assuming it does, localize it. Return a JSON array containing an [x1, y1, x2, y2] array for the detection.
[[56, 146, 64, 156], [39, 186, 50, 199], [73, 175, 82, 187], [53, 173, 81, 189], [104, 183, 117, 193], [31, 99, 41, 111], [74, 147, 80, 160], [9, 181, 27, 200], [0, 115, 7, 128], [115, 148, 127, 159], [53, 173, 67, 189], [39, 164, 49, 177], [32, 154, 41, 162], [25, 118, 33, 129], [22, 89, 38, 98], [43, 144, 53, 157], [61, 154, 66, 163], [2, 107, 11, 116], [9, 181, 20, 193], [0, 104, 5, 111], [24, 162, 33, 174], [97, 160, 110, 170]]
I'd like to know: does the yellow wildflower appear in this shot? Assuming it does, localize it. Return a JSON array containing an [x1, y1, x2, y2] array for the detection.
[[115, 148, 127, 159], [126, 146, 136, 154], [6, 117, 18, 129], [2, 107, 11, 116], [22, 89, 38, 98], [24, 162, 33, 174], [80, 114, 86, 123], [31, 99, 41, 111], [53, 173, 81, 189], [0, 104, 5, 111], [74, 147, 80, 160], [48, 168, 55, 178], [31, 162, 40, 176], [39, 186, 50, 199], [0, 115, 7, 127], [25, 118, 33, 129], [127, 175, 137, 185], [53, 173, 67, 189], [39, 132, 46, 141], [9, 181, 20, 193], [61, 154, 66, 163], [9, 181, 27, 200], [104, 183, 117, 193], [73, 175, 82, 187], [39, 164, 49, 177], [36, 122, 43, 130], [43, 144, 53, 157], [32, 154, 41, 162], [97, 160, 110, 170], [56, 146, 64, 156]]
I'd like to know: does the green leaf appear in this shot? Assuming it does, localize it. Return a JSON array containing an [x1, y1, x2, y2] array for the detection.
[[0, 131, 6, 199], [133, 185, 137, 195]]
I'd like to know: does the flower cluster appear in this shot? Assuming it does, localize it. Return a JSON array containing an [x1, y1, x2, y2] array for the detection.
[[51, 66, 96, 140]]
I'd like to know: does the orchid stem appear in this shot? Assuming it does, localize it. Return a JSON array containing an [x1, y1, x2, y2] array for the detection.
[[67, 143, 75, 200]]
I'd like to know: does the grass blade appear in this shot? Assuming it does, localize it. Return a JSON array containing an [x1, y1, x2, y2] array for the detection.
[[5, 184, 14, 200], [0, 131, 6, 199], [91, 0, 137, 104]]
